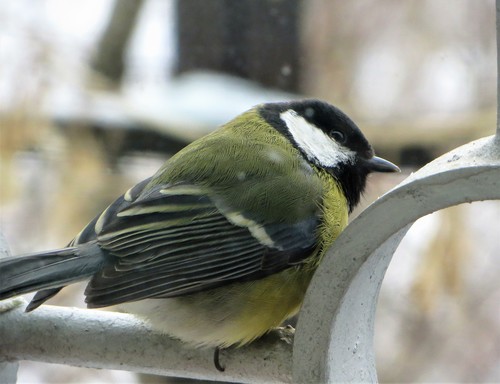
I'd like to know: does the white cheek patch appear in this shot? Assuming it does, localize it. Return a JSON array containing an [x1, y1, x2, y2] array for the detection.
[[280, 110, 355, 167]]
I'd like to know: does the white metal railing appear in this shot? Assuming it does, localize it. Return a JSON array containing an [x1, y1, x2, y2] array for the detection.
[[1, 3, 500, 383], [293, 135, 500, 382]]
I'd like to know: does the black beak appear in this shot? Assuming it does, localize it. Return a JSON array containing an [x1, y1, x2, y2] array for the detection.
[[365, 156, 400, 173]]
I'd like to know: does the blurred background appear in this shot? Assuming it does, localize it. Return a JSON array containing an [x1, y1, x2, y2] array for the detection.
[[0, 0, 499, 382]]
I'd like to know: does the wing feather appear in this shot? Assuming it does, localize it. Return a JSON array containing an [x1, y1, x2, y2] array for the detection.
[[85, 176, 321, 306]]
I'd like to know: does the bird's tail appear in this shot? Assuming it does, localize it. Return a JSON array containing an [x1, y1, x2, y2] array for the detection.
[[0, 242, 105, 310]]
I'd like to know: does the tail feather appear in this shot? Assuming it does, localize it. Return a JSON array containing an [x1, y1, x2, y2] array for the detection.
[[26, 287, 63, 312], [0, 243, 105, 305]]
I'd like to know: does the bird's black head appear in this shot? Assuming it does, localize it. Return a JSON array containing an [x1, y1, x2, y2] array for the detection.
[[259, 99, 399, 212]]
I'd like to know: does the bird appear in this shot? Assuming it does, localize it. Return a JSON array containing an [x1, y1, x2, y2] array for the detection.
[[0, 99, 399, 354]]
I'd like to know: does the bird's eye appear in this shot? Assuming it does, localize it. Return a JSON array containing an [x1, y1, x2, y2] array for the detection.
[[330, 130, 346, 144]]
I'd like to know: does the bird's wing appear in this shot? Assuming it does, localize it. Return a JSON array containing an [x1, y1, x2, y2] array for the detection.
[[84, 134, 326, 307], [85, 182, 322, 307]]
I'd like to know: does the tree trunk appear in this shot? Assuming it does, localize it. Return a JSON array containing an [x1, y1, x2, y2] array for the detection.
[[175, 0, 302, 92], [92, 0, 145, 85]]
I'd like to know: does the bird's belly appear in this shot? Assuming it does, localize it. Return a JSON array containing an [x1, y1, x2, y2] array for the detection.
[[120, 268, 313, 348]]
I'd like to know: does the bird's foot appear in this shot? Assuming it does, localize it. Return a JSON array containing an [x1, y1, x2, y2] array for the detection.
[[274, 324, 295, 344], [214, 347, 225, 372]]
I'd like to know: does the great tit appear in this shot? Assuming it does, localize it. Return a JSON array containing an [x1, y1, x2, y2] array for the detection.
[[0, 99, 399, 351]]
